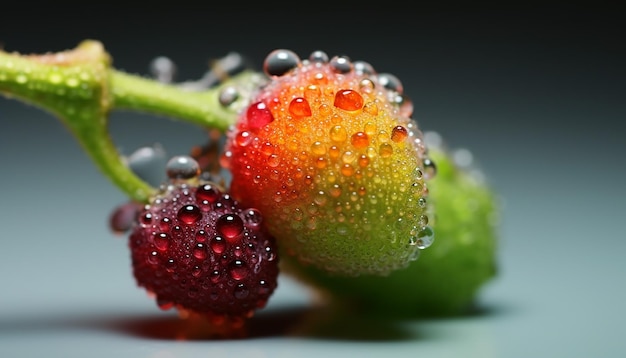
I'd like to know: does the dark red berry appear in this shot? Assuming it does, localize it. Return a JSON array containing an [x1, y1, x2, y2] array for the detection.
[[128, 178, 279, 323]]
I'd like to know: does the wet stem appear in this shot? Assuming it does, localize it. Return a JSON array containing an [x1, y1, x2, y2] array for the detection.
[[0, 40, 254, 203]]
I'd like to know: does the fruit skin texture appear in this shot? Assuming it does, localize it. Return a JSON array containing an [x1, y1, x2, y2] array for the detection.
[[282, 147, 499, 318], [128, 179, 280, 322], [223, 51, 432, 277]]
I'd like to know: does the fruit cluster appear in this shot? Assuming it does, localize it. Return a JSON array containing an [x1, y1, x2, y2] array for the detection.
[[0, 43, 498, 333]]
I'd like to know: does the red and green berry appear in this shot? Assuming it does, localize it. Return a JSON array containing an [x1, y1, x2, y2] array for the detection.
[[223, 49, 435, 276]]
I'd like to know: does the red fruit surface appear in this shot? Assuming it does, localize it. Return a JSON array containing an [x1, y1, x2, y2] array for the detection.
[[128, 179, 279, 321]]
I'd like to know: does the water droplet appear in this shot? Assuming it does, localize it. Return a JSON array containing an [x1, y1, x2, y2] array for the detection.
[[216, 214, 244, 241], [147, 251, 159, 264], [165, 258, 176, 272], [247, 101, 274, 130], [264, 49, 300, 76], [267, 154, 280, 167], [329, 55, 352, 74], [234, 283, 250, 299], [351, 131, 369, 148], [329, 125, 348, 142], [244, 208, 263, 225], [334, 89, 363, 111], [309, 50, 329, 63], [159, 217, 172, 231], [177, 205, 202, 224], [229, 260, 249, 280], [196, 229, 208, 243], [150, 56, 176, 83], [378, 73, 404, 94], [210, 236, 226, 254], [311, 141, 326, 155], [196, 183, 221, 203], [154, 232, 170, 251], [341, 164, 355, 176], [288, 97, 312, 118], [379, 143, 393, 157], [192, 265, 202, 277], [193, 243, 207, 259], [354, 61, 375, 75], [235, 131, 252, 147], [264, 246, 276, 261], [357, 154, 370, 168], [258, 279, 271, 295], [391, 125, 408, 142], [140, 212, 153, 226], [219, 86, 239, 106], [423, 158, 437, 180], [415, 226, 435, 249], [166, 155, 200, 180]]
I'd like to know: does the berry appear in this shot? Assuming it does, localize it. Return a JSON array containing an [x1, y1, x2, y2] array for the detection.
[[282, 143, 499, 317], [128, 156, 279, 326], [223, 49, 433, 276]]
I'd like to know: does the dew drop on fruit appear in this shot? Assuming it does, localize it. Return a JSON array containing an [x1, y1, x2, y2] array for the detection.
[[329, 55, 352, 74], [378, 73, 404, 94], [288, 97, 312, 118], [177, 205, 202, 224], [196, 183, 221, 203], [247, 101, 274, 130], [210, 270, 221, 284], [415, 226, 435, 249], [351, 131, 369, 148], [193, 243, 207, 260], [264, 245, 276, 261], [154, 232, 170, 251], [423, 157, 437, 180], [195, 229, 208, 243], [140, 212, 153, 226], [391, 125, 408, 142], [165, 258, 176, 272], [218, 86, 239, 107], [264, 49, 300, 77], [379, 143, 393, 157], [235, 131, 252, 147], [244, 208, 263, 226], [309, 50, 329, 63], [159, 217, 172, 231], [334, 89, 364, 111], [354, 61, 375, 75], [216, 214, 245, 241], [166, 155, 200, 180], [229, 260, 249, 280], [234, 283, 250, 300], [210, 236, 226, 254], [329, 125, 348, 142], [147, 250, 159, 265]]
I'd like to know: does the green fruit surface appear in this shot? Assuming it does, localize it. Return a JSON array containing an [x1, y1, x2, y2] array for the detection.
[[283, 147, 500, 318]]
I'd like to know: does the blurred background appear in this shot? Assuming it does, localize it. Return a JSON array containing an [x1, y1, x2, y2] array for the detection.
[[1, 8, 624, 357]]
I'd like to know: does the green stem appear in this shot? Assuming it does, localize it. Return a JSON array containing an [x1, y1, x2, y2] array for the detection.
[[0, 40, 256, 203]]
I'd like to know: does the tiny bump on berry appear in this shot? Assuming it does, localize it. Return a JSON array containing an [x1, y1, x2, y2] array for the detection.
[[223, 49, 436, 277], [127, 156, 279, 326]]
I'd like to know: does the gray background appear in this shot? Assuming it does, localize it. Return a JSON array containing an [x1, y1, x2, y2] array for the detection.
[[1, 9, 625, 357]]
